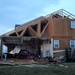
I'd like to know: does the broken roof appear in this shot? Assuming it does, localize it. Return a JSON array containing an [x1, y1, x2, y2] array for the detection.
[[1, 9, 75, 36]]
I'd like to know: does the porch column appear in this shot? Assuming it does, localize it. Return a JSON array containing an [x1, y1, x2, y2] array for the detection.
[[50, 38, 53, 58]]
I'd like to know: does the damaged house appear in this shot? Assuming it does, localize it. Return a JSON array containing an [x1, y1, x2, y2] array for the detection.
[[0, 9, 75, 60]]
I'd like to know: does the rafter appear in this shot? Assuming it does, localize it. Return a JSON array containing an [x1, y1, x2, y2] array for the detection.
[[28, 26, 37, 36], [41, 23, 48, 36], [37, 22, 41, 37], [15, 31, 20, 37], [20, 27, 27, 37], [37, 22, 41, 33]]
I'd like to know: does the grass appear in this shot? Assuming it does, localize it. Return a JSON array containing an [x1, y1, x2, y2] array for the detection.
[[0, 63, 75, 75]]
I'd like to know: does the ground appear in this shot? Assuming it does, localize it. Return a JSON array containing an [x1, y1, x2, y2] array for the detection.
[[0, 63, 75, 75]]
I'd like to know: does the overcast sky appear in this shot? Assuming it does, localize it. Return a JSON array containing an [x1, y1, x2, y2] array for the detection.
[[0, 0, 75, 35]]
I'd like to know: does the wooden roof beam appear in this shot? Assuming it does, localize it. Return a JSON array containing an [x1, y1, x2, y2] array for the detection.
[[20, 27, 27, 37], [37, 22, 41, 37], [41, 23, 48, 36], [15, 31, 20, 37], [28, 26, 37, 36]]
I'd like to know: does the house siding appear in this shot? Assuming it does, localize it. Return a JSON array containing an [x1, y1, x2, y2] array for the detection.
[[47, 17, 75, 58]]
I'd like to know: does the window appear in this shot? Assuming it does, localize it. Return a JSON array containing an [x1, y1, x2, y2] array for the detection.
[[71, 21, 75, 29], [70, 40, 75, 48], [53, 40, 60, 48]]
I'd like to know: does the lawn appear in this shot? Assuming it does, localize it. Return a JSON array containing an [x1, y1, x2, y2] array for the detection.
[[0, 63, 75, 75]]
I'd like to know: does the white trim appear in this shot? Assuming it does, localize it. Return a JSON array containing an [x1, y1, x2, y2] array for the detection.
[[71, 21, 75, 29], [70, 40, 75, 48], [50, 38, 53, 57], [53, 50, 65, 53], [53, 40, 60, 48]]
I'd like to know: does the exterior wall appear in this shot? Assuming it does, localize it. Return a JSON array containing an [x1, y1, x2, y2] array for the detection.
[[48, 17, 75, 47], [70, 19, 75, 38], [48, 17, 71, 37], [47, 17, 75, 58], [53, 38, 69, 50]]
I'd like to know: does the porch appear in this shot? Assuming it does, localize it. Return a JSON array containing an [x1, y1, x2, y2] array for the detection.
[[0, 36, 53, 61]]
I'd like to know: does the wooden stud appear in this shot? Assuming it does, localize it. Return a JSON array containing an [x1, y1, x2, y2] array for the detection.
[[20, 27, 27, 37], [37, 22, 41, 37], [28, 26, 37, 36], [15, 30, 20, 37], [41, 23, 48, 35]]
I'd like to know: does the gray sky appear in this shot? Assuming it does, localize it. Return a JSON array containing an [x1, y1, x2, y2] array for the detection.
[[0, 0, 75, 35]]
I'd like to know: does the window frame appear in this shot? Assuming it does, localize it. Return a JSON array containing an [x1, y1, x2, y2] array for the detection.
[[53, 40, 60, 48], [70, 40, 75, 48], [71, 21, 75, 29]]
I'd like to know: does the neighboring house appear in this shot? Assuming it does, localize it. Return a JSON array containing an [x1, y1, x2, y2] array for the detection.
[[0, 9, 75, 59]]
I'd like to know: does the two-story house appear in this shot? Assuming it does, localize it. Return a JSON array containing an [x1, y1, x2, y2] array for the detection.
[[0, 9, 75, 59]]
